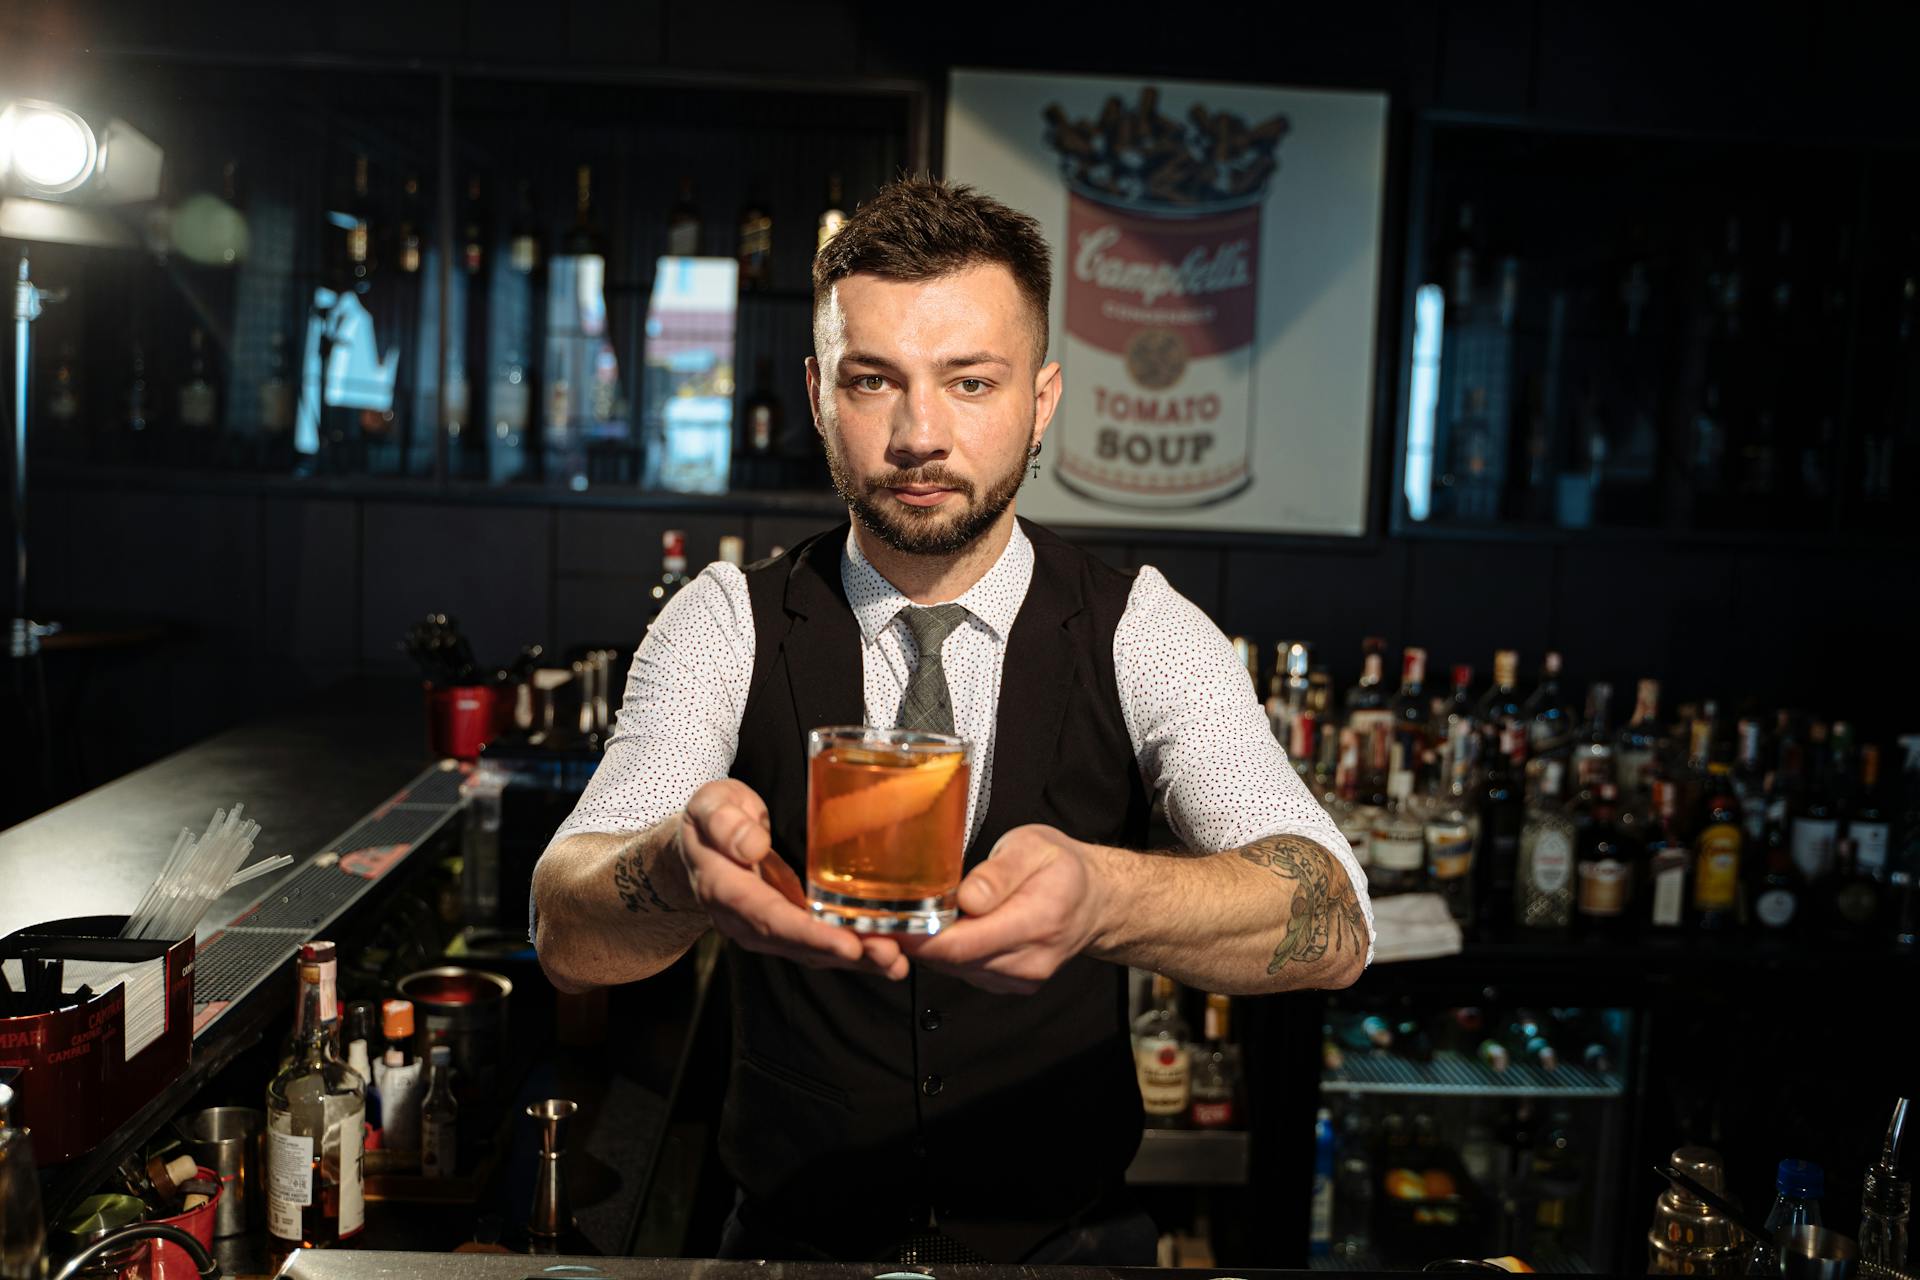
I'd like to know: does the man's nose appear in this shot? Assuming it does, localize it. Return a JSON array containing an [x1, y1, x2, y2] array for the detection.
[[886, 382, 953, 466]]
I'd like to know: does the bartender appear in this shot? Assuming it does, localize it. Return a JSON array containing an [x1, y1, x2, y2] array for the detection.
[[531, 176, 1374, 1266]]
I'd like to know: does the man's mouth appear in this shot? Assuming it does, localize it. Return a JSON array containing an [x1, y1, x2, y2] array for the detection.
[[886, 485, 959, 508]]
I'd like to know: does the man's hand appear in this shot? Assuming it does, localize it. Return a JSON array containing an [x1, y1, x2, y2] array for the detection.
[[901, 824, 1110, 995], [676, 779, 908, 980]]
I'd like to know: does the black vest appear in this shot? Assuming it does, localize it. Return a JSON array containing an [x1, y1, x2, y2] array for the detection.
[[722, 518, 1152, 1262]]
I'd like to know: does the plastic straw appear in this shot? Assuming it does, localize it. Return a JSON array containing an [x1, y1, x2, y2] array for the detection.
[[223, 853, 292, 891], [122, 805, 268, 941]]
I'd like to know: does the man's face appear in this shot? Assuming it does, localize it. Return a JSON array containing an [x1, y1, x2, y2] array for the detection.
[[806, 263, 1060, 557]]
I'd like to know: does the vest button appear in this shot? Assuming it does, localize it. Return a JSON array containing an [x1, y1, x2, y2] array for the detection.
[[920, 1008, 941, 1032], [921, 1074, 943, 1097]]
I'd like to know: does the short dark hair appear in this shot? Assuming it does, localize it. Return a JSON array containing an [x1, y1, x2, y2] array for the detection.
[[812, 175, 1052, 366]]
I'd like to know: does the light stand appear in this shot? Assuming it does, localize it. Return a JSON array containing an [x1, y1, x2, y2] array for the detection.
[[10, 251, 60, 662]]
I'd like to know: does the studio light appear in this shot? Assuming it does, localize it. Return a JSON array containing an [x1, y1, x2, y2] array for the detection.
[[0, 99, 99, 196]]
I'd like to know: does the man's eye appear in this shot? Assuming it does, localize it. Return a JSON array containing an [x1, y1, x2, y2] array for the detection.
[[957, 378, 987, 394], [854, 375, 888, 392]]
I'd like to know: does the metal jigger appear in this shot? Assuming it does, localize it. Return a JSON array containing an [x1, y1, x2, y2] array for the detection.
[[527, 1099, 577, 1242]]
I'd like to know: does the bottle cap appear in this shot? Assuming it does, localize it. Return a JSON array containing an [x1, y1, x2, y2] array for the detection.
[[382, 998, 415, 1039], [1777, 1158, 1824, 1199]]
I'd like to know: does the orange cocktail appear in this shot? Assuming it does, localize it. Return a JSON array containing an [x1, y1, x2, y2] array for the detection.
[[806, 726, 972, 934]]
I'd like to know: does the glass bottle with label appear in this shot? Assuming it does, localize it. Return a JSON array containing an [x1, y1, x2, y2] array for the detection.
[[736, 190, 772, 289], [266, 941, 365, 1252], [1693, 763, 1745, 930], [1478, 723, 1526, 939], [1577, 783, 1638, 935], [1818, 837, 1884, 940], [1188, 993, 1242, 1130], [1850, 745, 1894, 880], [420, 1045, 458, 1179], [1575, 682, 1616, 796], [1369, 772, 1427, 897], [1475, 649, 1525, 740], [1424, 757, 1478, 925], [1346, 638, 1392, 803], [1392, 646, 1430, 779], [1523, 650, 1574, 770], [1792, 722, 1841, 879], [1615, 678, 1663, 800], [1133, 974, 1191, 1129], [1644, 780, 1690, 932], [1518, 759, 1576, 934], [1750, 802, 1805, 935]]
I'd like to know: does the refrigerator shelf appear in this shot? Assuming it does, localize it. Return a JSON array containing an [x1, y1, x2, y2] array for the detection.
[[1320, 1050, 1625, 1098]]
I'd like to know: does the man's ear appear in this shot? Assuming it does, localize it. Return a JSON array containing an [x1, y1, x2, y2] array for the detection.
[[1031, 359, 1063, 449], [805, 355, 826, 439]]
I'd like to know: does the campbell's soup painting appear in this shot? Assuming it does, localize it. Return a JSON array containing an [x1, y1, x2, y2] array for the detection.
[[947, 71, 1386, 534]]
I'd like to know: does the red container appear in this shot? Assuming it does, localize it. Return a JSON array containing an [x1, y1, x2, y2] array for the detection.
[[425, 684, 498, 760], [0, 917, 194, 1166], [146, 1164, 223, 1280]]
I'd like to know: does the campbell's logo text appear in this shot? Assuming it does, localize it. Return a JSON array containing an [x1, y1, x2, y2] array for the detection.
[[1074, 226, 1252, 306]]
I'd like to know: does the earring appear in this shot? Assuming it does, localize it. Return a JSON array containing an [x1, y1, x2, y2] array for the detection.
[[1028, 442, 1042, 479]]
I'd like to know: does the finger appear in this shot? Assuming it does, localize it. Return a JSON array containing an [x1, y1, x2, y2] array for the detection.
[[957, 840, 1053, 916], [703, 862, 865, 964], [688, 778, 770, 828], [700, 803, 774, 867], [909, 892, 1056, 968], [860, 934, 904, 971]]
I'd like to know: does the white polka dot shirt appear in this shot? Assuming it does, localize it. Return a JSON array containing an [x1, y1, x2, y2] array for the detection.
[[549, 521, 1374, 962]]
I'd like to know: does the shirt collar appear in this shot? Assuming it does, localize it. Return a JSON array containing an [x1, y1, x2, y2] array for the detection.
[[842, 520, 1034, 645]]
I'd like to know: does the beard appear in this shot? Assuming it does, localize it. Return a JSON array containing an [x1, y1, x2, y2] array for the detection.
[[826, 437, 1029, 557]]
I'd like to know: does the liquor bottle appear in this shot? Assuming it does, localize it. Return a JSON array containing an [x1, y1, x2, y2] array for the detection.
[[1733, 718, 1771, 843], [817, 172, 847, 252], [346, 154, 374, 285], [508, 180, 540, 274], [1230, 637, 1260, 692], [1267, 640, 1312, 751], [1577, 783, 1637, 935], [1792, 722, 1841, 879], [1746, 1160, 1825, 1275], [1347, 638, 1392, 801], [1818, 837, 1884, 940], [1517, 759, 1576, 934], [1693, 764, 1744, 930], [1435, 663, 1477, 772], [342, 1002, 382, 1150], [266, 942, 365, 1250], [1523, 650, 1574, 766], [261, 332, 295, 435], [420, 1045, 458, 1178], [1850, 745, 1894, 880], [1189, 993, 1242, 1130], [1574, 682, 1616, 796], [461, 174, 486, 276], [737, 191, 772, 289], [1750, 803, 1805, 935], [1615, 677, 1663, 799], [396, 175, 423, 275], [1392, 646, 1429, 778], [1476, 649, 1525, 739], [742, 355, 781, 457], [1478, 723, 1526, 938], [1644, 780, 1690, 932], [648, 530, 691, 627], [1132, 974, 1191, 1129], [717, 535, 746, 569], [373, 999, 423, 1155], [666, 176, 701, 257], [1423, 764, 1479, 925], [1311, 1108, 1335, 1258], [178, 327, 217, 430], [1368, 772, 1425, 896]]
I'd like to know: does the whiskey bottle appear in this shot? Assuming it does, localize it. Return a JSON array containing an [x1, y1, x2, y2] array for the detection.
[[1615, 678, 1663, 800], [1576, 783, 1637, 935], [1132, 974, 1191, 1129], [1188, 993, 1242, 1130], [1693, 763, 1744, 930], [1517, 759, 1575, 934], [1644, 779, 1691, 932], [1475, 649, 1525, 740], [1392, 646, 1430, 776], [1477, 723, 1526, 937], [266, 941, 365, 1251]]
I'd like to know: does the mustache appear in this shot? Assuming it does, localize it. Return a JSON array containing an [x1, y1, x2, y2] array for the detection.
[[867, 465, 975, 498]]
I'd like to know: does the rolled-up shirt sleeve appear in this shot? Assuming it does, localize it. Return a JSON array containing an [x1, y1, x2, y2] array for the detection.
[[1114, 566, 1375, 965], [530, 563, 755, 937]]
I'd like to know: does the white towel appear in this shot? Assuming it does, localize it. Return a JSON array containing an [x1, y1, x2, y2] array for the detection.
[[1369, 893, 1465, 963]]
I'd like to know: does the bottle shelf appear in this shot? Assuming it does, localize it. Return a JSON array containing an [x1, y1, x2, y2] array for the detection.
[[1320, 1050, 1624, 1099]]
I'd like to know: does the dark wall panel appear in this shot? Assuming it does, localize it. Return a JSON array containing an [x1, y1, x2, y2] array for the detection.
[[1553, 543, 1736, 715], [260, 497, 360, 681], [1403, 539, 1556, 679], [359, 501, 553, 670], [556, 510, 735, 578], [1218, 543, 1410, 680]]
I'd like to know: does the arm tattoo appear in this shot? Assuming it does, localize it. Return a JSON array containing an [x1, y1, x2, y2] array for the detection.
[[1238, 835, 1367, 974], [614, 847, 675, 914]]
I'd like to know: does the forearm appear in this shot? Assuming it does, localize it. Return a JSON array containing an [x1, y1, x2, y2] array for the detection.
[[1085, 833, 1369, 995], [531, 820, 711, 992]]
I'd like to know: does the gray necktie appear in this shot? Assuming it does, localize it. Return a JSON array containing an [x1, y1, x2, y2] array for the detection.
[[896, 604, 970, 735]]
